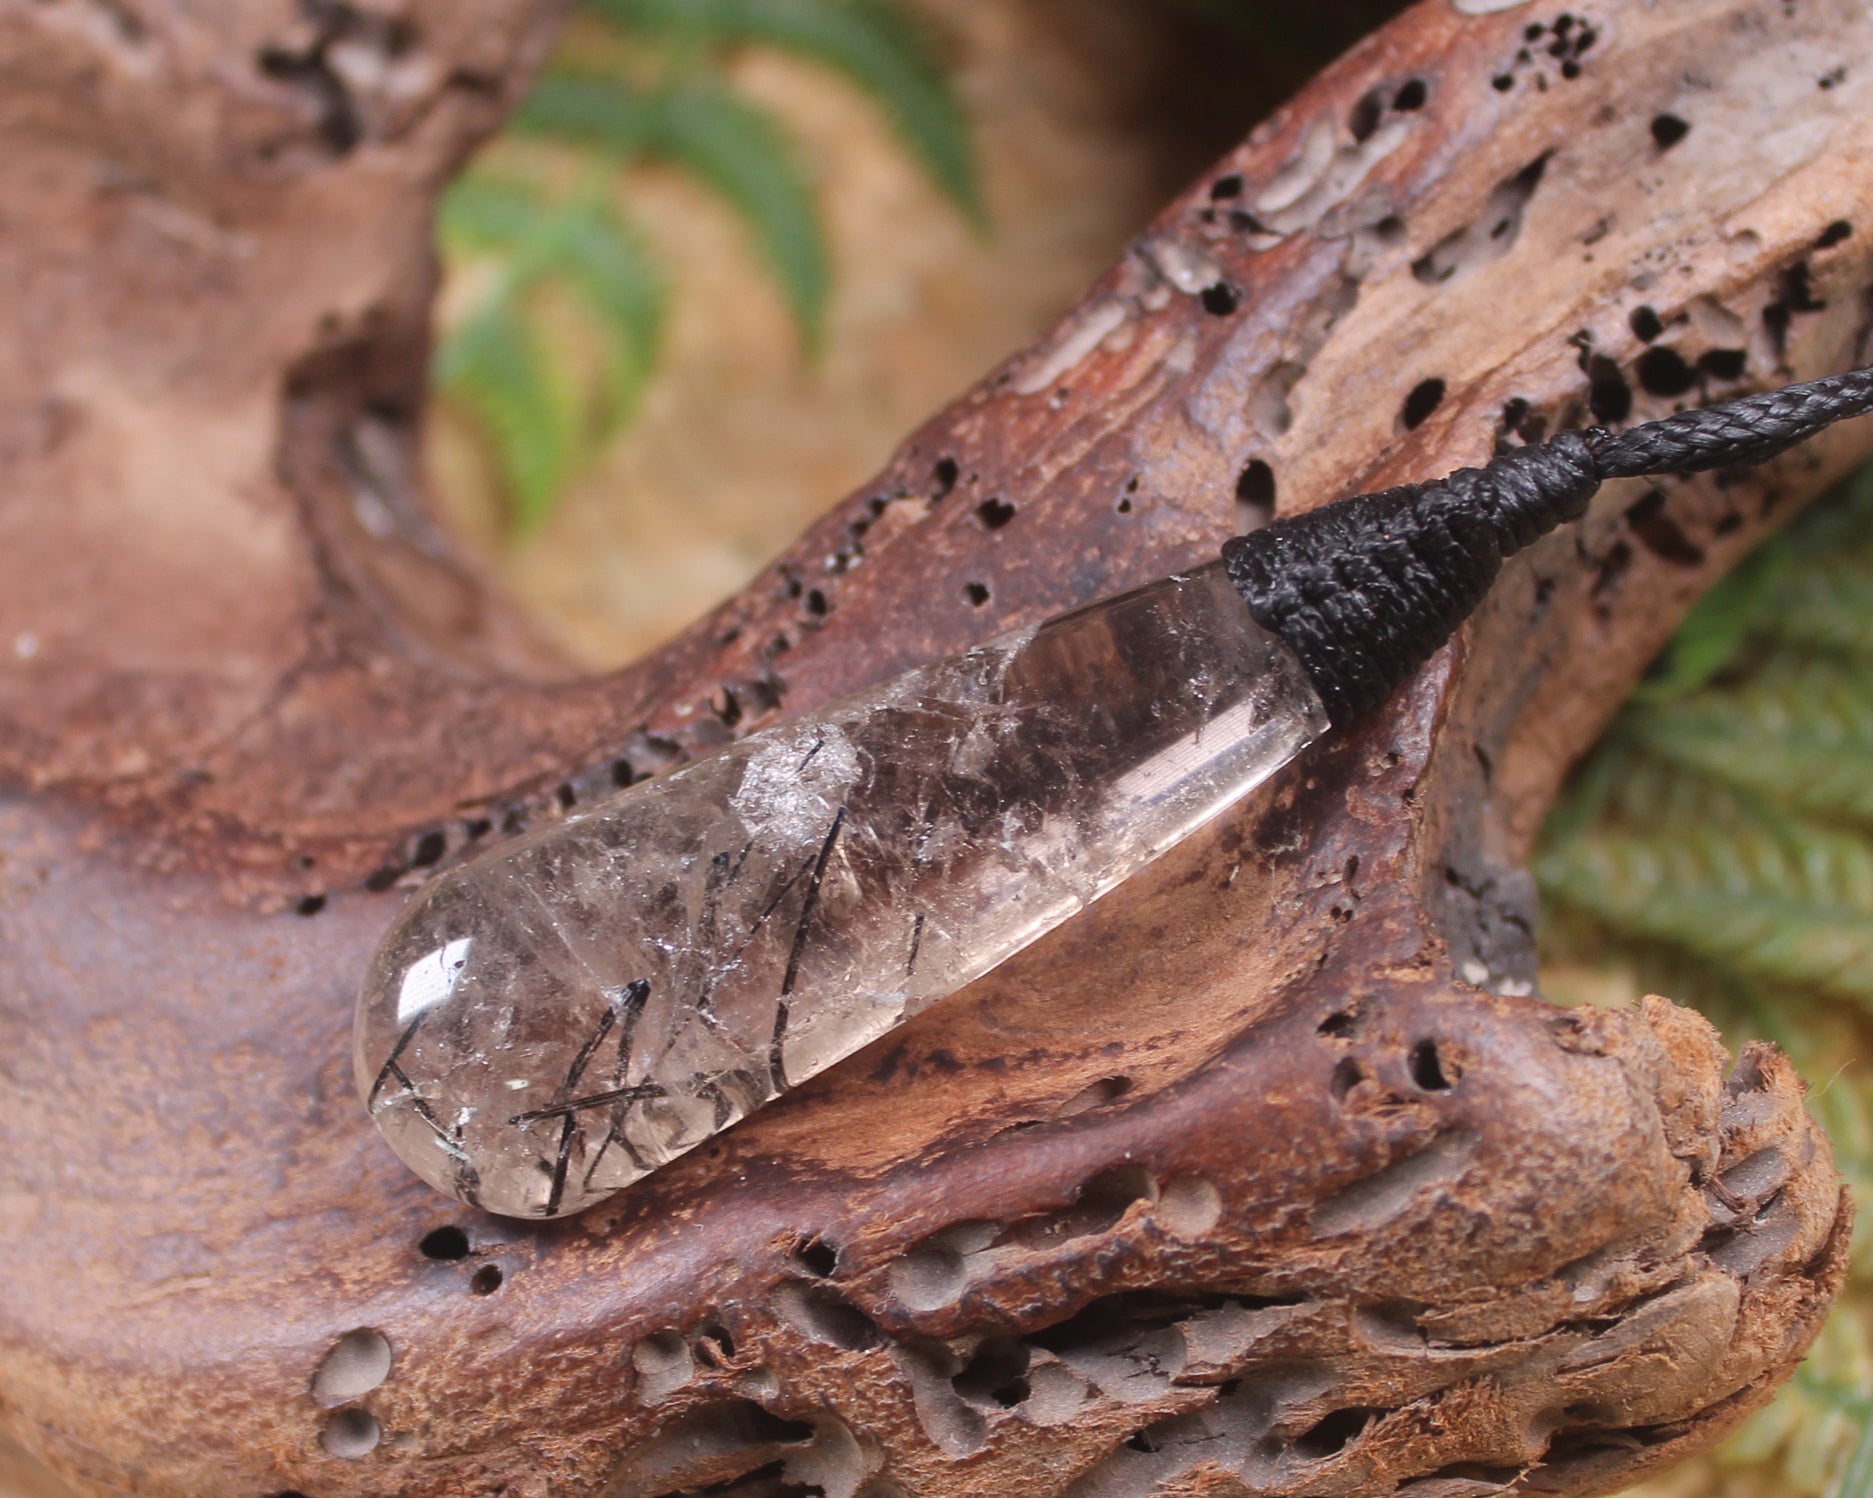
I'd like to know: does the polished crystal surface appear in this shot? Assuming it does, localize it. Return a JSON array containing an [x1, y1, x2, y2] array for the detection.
[[355, 560, 1329, 1217]]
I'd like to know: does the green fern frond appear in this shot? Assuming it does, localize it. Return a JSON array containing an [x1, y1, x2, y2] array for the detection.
[[1832, 1418, 1873, 1498], [1632, 467, 1873, 702], [646, 78, 827, 349], [1771, 559, 1873, 660], [1540, 739, 1873, 1005], [439, 297, 581, 534], [517, 72, 828, 350], [1725, 1307, 1873, 1495], [1785, 460, 1873, 556], [1631, 540, 1789, 700], [554, 206, 666, 432], [1628, 662, 1873, 830], [1541, 849, 1873, 1006], [1750, 465, 1873, 660], [589, 0, 982, 222], [516, 71, 659, 158], [1537, 463, 1873, 1495], [438, 174, 555, 257], [435, 177, 664, 532], [1810, 1078, 1873, 1284], [437, 0, 974, 528]]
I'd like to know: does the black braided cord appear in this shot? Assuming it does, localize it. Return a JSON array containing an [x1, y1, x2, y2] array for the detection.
[[1222, 366, 1873, 725]]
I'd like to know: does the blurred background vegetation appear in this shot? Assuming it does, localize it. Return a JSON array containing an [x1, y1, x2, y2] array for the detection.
[[442, 5, 1873, 1496], [424, 0, 1402, 662], [1539, 466, 1873, 1498], [435, 0, 984, 537]]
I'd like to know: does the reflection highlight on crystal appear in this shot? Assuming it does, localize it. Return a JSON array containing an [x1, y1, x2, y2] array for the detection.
[[396, 937, 473, 1024]]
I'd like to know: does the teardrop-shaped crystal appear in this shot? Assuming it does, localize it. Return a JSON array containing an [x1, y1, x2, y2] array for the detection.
[[355, 560, 1328, 1217]]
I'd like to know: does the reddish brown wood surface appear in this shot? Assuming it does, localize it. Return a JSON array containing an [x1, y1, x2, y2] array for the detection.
[[0, 1, 1867, 1495]]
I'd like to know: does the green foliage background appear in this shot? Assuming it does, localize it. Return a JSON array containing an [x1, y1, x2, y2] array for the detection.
[[1538, 466, 1873, 1498], [437, 0, 977, 534]]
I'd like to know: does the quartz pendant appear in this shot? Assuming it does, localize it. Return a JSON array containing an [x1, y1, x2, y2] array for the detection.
[[355, 560, 1329, 1217]]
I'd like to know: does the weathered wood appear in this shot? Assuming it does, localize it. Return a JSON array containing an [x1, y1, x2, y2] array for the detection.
[[0, 0, 1865, 1494]]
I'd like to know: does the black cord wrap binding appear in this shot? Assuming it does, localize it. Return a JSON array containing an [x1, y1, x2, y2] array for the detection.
[[1223, 366, 1873, 725]]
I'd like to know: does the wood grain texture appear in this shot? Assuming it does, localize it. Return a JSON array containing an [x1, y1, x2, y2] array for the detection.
[[0, 0, 1865, 1494]]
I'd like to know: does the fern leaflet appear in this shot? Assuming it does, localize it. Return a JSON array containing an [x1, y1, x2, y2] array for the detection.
[[437, 180, 664, 533], [589, 0, 981, 221], [519, 72, 829, 351]]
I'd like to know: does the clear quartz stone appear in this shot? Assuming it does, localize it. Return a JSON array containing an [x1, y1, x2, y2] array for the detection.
[[355, 561, 1329, 1217]]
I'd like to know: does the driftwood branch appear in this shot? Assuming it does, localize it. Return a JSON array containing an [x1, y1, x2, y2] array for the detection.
[[0, 0, 1866, 1495]]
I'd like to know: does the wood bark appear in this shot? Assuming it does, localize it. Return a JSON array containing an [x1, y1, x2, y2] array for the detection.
[[0, 1, 1865, 1495]]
